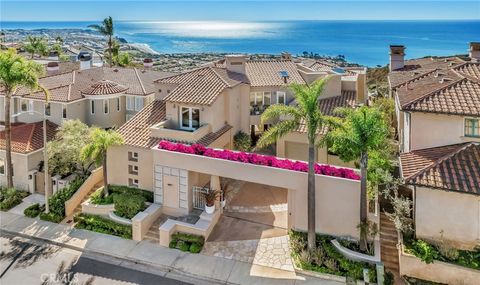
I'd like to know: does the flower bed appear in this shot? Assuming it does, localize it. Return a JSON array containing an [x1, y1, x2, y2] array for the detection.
[[158, 141, 360, 180], [169, 232, 204, 253]]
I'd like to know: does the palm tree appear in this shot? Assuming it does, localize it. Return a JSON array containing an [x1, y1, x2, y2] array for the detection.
[[257, 77, 337, 250], [81, 128, 124, 196], [88, 17, 114, 67], [0, 49, 45, 187], [328, 106, 389, 251]]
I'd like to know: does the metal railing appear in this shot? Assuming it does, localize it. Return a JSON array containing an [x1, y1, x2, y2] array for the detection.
[[192, 185, 222, 210]]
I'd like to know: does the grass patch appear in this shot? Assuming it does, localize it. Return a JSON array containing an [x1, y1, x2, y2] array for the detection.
[[289, 230, 377, 282], [24, 203, 45, 218], [168, 232, 204, 254], [74, 213, 132, 239], [404, 237, 480, 270], [0, 187, 30, 211]]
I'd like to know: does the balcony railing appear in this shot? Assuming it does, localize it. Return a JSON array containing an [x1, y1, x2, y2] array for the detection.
[[150, 119, 211, 142], [250, 105, 270, 116]]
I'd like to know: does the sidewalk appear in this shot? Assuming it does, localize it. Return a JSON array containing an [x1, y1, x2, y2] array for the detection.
[[0, 211, 343, 285]]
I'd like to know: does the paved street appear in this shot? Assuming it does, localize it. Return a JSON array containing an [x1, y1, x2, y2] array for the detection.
[[0, 233, 191, 285]]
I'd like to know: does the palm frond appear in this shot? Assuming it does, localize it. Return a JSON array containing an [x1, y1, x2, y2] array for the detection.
[[256, 120, 299, 149], [260, 104, 301, 123]]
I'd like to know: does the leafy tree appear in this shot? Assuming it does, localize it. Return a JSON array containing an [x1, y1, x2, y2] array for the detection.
[[114, 52, 134, 67], [88, 17, 114, 67], [48, 120, 94, 177], [24, 36, 48, 58], [81, 128, 124, 196], [329, 106, 389, 251], [257, 77, 338, 250], [0, 49, 45, 187]]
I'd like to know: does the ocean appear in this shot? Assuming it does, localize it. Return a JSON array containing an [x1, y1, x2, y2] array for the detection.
[[1, 20, 479, 67]]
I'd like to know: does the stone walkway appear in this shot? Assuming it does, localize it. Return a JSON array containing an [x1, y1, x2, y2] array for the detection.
[[202, 235, 294, 272], [8, 193, 45, 216]]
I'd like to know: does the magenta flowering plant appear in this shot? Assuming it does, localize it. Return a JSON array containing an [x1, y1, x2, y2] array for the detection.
[[158, 140, 360, 180]]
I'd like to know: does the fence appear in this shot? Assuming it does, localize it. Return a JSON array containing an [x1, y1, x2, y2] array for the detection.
[[192, 186, 208, 210]]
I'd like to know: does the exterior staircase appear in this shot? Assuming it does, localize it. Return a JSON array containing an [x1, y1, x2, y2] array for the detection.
[[61, 181, 103, 225], [380, 212, 405, 283], [143, 215, 168, 244]]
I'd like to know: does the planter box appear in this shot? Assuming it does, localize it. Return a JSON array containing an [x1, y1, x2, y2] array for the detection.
[[81, 199, 115, 216], [293, 263, 376, 285], [399, 247, 480, 285], [108, 211, 132, 225]]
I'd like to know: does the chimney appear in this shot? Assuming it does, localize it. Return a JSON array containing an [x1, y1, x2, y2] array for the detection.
[[78, 52, 92, 70], [469, 42, 480, 62], [48, 51, 59, 61], [46, 62, 59, 75], [281, 52, 292, 61], [143, 58, 154, 69], [389, 45, 406, 71], [225, 54, 247, 74]]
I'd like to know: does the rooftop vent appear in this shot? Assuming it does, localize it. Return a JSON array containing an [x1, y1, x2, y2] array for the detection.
[[46, 61, 59, 74], [143, 58, 154, 69], [279, 71, 289, 83]]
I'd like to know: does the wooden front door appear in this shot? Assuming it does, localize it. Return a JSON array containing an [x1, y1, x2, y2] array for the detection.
[[163, 175, 179, 209]]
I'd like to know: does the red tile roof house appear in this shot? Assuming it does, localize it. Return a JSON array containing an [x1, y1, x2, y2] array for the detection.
[[0, 121, 57, 192], [105, 54, 372, 249], [389, 43, 480, 269]]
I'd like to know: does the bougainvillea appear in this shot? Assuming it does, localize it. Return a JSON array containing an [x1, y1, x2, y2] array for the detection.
[[158, 141, 360, 180]]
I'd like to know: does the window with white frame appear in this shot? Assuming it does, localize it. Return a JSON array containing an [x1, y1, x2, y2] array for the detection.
[[276, 91, 286, 105], [126, 97, 134, 111], [44, 103, 51, 116], [465, 118, 480, 137], [20, 99, 33, 112], [250, 92, 273, 106], [135, 97, 144, 111], [128, 151, 138, 162], [103, 99, 109, 114], [62, 104, 67, 119], [181, 107, 200, 130], [0, 158, 4, 175], [90, 100, 95, 114], [117, 97, 121, 111], [263, 92, 271, 106]]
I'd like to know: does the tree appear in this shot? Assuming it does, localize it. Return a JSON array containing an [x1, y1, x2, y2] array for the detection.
[[114, 52, 134, 67], [81, 128, 124, 196], [329, 106, 389, 250], [257, 77, 337, 250], [88, 17, 114, 67], [24, 36, 48, 58], [0, 49, 45, 187], [48, 120, 94, 177]]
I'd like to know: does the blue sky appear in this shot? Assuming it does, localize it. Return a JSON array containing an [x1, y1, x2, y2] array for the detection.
[[1, 1, 479, 21]]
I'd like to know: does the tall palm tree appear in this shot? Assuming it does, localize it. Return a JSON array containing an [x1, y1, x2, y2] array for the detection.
[[88, 17, 114, 67], [81, 128, 124, 196], [329, 106, 389, 250], [257, 77, 336, 250], [0, 49, 45, 187]]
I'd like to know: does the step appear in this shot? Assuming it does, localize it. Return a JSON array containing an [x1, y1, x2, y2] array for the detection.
[[380, 232, 398, 239]]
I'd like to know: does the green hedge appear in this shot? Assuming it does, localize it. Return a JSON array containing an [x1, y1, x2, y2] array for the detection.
[[91, 185, 153, 205], [404, 237, 480, 270], [113, 192, 146, 219], [24, 203, 45, 218], [74, 213, 132, 239], [289, 230, 376, 282], [0, 188, 30, 211], [39, 211, 64, 223], [168, 232, 204, 254], [47, 177, 86, 218]]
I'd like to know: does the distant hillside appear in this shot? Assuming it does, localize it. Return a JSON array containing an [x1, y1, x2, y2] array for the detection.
[[367, 65, 389, 96]]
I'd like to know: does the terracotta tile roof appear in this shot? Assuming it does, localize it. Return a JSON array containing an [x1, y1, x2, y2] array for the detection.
[[196, 125, 232, 146], [245, 60, 306, 87], [305, 60, 358, 76], [402, 78, 480, 116], [400, 143, 480, 194], [81, 80, 128, 96], [0, 121, 58, 154], [3, 67, 172, 103], [157, 67, 245, 106], [295, 90, 357, 134], [118, 100, 167, 148]]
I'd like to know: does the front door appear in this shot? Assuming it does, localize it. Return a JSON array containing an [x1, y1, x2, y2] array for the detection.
[[163, 175, 179, 209]]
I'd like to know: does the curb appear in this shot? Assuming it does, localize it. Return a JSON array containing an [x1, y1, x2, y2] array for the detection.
[[0, 228, 228, 285]]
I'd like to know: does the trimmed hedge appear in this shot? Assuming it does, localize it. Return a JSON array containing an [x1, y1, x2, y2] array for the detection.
[[74, 213, 132, 239], [46, 177, 86, 219], [39, 212, 64, 223], [168, 232, 204, 254], [0, 188, 30, 211], [91, 185, 153, 205], [24, 203, 45, 218], [113, 192, 146, 219]]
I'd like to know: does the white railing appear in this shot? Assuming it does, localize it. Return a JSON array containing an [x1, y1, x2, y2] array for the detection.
[[192, 186, 208, 210]]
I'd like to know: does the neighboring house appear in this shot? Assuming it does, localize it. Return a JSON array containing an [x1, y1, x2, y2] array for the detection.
[[390, 42, 480, 248], [0, 121, 57, 192]]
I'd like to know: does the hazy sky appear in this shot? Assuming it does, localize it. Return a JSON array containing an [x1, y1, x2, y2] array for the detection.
[[1, 0, 479, 21]]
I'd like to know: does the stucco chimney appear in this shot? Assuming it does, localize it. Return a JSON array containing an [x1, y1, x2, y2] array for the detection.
[[389, 45, 406, 71], [225, 54, 247, 74], [143, 58, 154, 69], [46, 62, 59, 75], [281, 52, 292, 61], [469, 42, 480, 62], [78, 52, 92, 70]]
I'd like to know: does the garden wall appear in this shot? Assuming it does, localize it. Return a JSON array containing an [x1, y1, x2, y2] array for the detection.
[[65, 167, 103, 217]]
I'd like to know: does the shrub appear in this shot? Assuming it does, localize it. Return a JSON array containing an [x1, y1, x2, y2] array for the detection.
[[39, 211, 64, 223], [113, 192, 146, 219], [0, 188, 30, 211], [74, 213, 132, 239], [24, 203, 45, 218], [91, 185, 153, 205], [48, 177, 86, 218], [177, 240, 190, 252], [90, 187, 114, 205], [384, 271, 394, 285], [189, 242, 202, 253], [169, 232, 204, 253], [233, 131, 252, 151]]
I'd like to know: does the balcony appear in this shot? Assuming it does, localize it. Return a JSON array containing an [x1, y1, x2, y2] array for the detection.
[[150, 119, 211, 142]]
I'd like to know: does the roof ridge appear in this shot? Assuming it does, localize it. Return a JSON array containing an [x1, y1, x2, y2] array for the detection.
[[133, 68, 147, 95], [402, 77, 467, 109], [25, 122, 38, 152], [406, 143, 474, 182], [154, 66, 211, 83], [208, 67, 231, 87]]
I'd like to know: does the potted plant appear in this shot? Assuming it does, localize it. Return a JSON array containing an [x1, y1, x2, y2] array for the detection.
[[203, 189, 219, 214], [219, 181, 232, 208]]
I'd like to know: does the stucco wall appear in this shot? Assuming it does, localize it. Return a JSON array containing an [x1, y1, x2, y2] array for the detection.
[[415, 186, 480, 249], [107, 145, 153, 191], [87, 96, 126, 129], [0, 150, 40, 192]]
